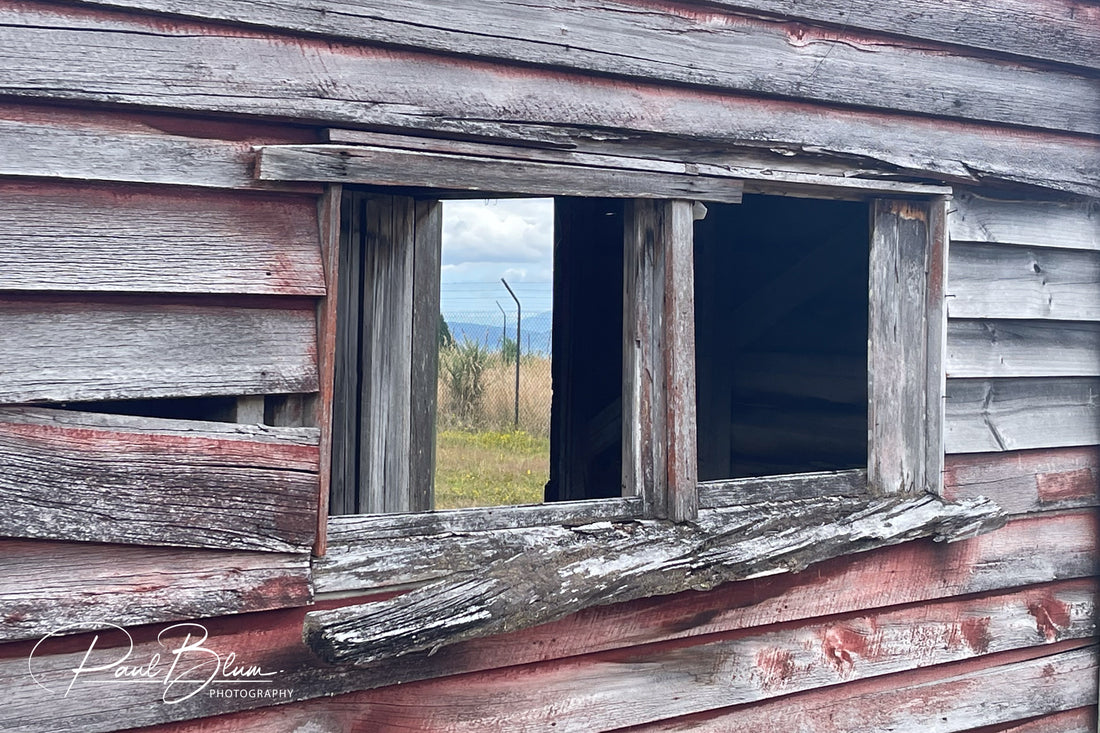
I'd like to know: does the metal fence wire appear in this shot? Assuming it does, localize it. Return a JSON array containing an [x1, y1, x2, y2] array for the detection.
[[437, 309, 553, 437]]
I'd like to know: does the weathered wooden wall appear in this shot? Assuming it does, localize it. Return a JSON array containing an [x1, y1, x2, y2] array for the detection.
[[0, 0, 1095, 730]]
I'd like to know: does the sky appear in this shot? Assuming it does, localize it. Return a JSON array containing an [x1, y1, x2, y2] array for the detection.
[[440, 199, 554, 322]]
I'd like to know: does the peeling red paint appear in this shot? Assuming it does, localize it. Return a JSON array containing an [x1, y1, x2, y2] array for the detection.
[[821, 624, 870, 676], [959, 616, 992, 654], [1037, 468, 1097, 503], [754, 647, 795, 691], [1027, 593, 1071, 642]]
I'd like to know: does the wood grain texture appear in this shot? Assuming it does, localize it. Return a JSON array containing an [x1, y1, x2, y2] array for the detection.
[[944, 447, 1100, 515], [0, 540, 311, 642], [258, 145, 745, 203], [0, 181, 323, 295], [408, 200, 442, 513], [0, 104, 319, 191], [945, 378, 1100, 453], [313, 185, 342, 554], [0, 5, 1096, 197], [627, 645, 1098, 733], [946, 320, 1100, 378], [699, 468, 870, 506], [122, 591, 1096, 733], [0, 296, 318, 403], [305, 494, 1001, 665], [948, 242, 1100, 321], [950, 193, 1100, 251], [3, 511, 1091, 732], [868, 200, 941, 494], [0, 407, 318, 552], [49, 0, 1100, 136]]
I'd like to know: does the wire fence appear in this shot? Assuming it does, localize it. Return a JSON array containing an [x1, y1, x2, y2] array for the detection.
[[437, 309, 553, 437]]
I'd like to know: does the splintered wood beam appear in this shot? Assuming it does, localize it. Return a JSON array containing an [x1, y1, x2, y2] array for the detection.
[[257, 145, 745, 203], [303, 493, 1003, 666]]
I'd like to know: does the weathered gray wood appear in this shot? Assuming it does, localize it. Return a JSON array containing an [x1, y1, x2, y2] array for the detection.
[[257, 145, 745, 203], [359, 195, 415, 513], [0, 8, 1096, 196], [267, 394, 309, 427], [945, 378, 1100, 453], [0, 107, 320, 191], [330, 189, 363, 517], [313, 185, 342, 550], [868, 200, 941, 495], [948, 242, 1100, 321], [0, 540, 311, 641], [926, 199, 949, 496], [947, 320, 1100, 378], [0, 407, 318, 552], [950, 193, 1100, 251], [0, 297, 318, 403], [632, 644, 1099, 733], [0, 181, 324, 295], [304, 493, 1002, 665], [50, 0, 1100, 136], [699, 468, 870, 507], [232, 395, 266, 424], [944, 447, 1099, 515], [409, 200, 442, 513]]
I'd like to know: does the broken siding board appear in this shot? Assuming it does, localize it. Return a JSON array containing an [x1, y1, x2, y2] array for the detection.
[[256, 145, 745, 203], [0, 181, 323, 295], [944, 447, 1100, 515], [946, 321, 1100, 378], [46, 0, 1100, 136], [950, 193, 1100, 252], [0, 7, 1097, 198], [0, 105, 320, 191], [945, 378, 1100, 453], [628, 645, 1098, 733], [99, 589, 1096, 733], [0, 407, 318, 552], [948, 243, 1100, 321], [3, 513, 1091, 732], [0, 540, 311, 642], [0, 296, 318, 403]]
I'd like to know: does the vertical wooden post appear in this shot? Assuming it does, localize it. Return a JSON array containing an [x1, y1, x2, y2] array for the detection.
[[868, 198, 945, 496], [313, 183, 343, 556], [623, 199, 698, 522], [409, 200, 442, 513]]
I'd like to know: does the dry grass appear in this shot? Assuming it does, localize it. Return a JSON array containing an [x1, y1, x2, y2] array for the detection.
[[434, 430, 549, 509], [438, 354, 552, 437]]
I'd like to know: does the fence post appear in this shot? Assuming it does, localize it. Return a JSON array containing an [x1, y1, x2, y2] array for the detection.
[[501, 278, 521, 431]]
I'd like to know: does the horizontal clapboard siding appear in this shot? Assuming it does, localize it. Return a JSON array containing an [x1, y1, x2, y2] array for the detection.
[[0, 181, 323, 295], [946, 320, 1100, 378], [0, 408, 318, 552], [944, 447, 1099, 515], [5, 510, 1095, 732], [945, 378, 1100, 454], [0, 5, 1096, 197], [948, 242, 1100, 321], [0, 297, 318, 403], [41, 0, 1100, 137], [0, 540, 311, 641], [950, 193, 1100, 251]]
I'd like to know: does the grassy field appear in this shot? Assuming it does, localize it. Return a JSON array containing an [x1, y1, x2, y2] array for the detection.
[[434, 429, 549, 509]]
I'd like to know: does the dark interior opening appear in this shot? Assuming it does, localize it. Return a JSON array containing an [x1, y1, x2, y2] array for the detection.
[[55, 396, 242, 422], [694, 195, 869, 480]]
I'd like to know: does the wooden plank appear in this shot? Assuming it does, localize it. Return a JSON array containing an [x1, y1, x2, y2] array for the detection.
[[0, 296, 318, 403], [0, 104, 320, 191], [2, 511, 1090, 732], [0, 7, 1096, 197], [948, 242, 1100, 321], [950, 193, 1100, 252], [628, 645, 1098, 733], [313, 185, 342, 552], [699, 468, 870, 507], [0, 540, 311, 642], [945, 378, 1100, 454], [50, 0, 1100, 136], [101, 590, 1096, 733], [257, 145, 745, 203], [0, 407, 318, 552], [868, 200, 940, 494], [0, 180, 323, 295], [408, 200, 442, 513], [947, 320, 1100, 378], [304, 494, 1001, 665], [232, 395, 266, 424], [944, 447, 1100, 515]]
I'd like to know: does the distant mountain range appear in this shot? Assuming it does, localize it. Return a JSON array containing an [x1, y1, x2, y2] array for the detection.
[[444, 312, 553, 355]]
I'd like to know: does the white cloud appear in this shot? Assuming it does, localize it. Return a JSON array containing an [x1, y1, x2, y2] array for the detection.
[[441, 199, 553, 267]]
